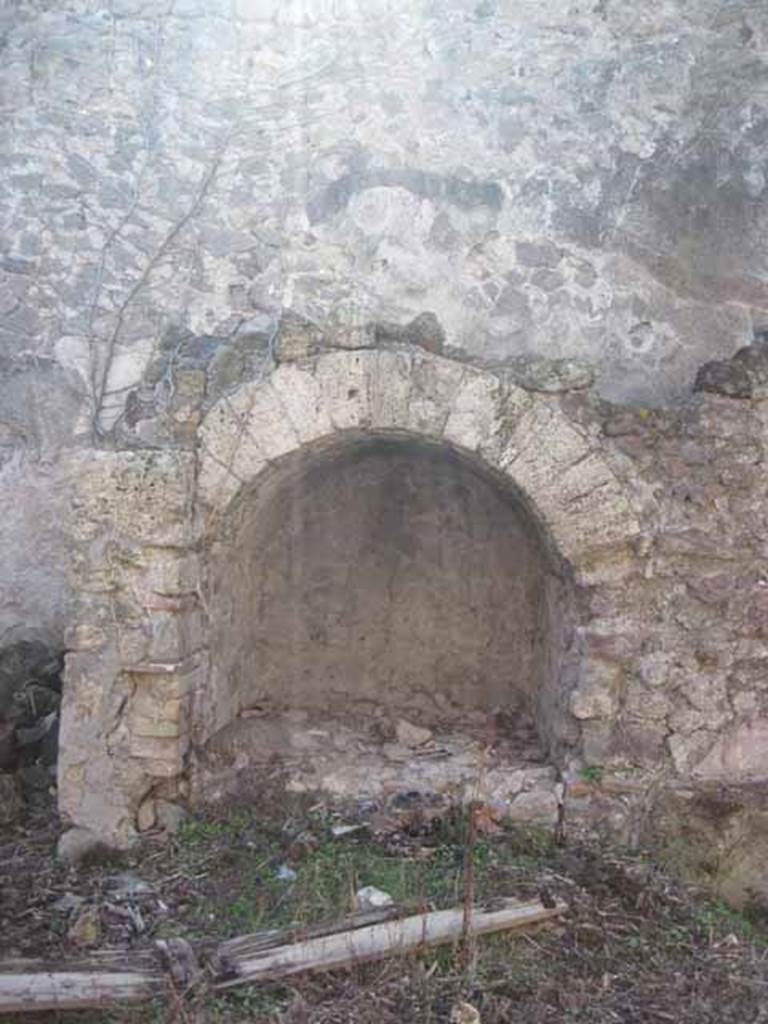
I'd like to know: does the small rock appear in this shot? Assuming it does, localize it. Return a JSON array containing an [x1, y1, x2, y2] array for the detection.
[[694, 345, 768, 400], [506, 356, 595, 393], [694, 358, 753, 398], [0, 773, 23, 825], [136, 797, 156, 832], [57, 827, 106, 865], [355, 885, 394, 911], [395, 719, 433, 748], [330, 823, 364, 839], [68, 905, 101, 947], [155, 799, 187, 834], [451, 1003, 481, 1024], [276, 864, 298, 882]]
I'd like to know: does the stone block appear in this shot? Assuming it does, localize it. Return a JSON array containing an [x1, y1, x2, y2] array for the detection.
[[146, 607, 203, 662], [66, 451, 196, 548], [314, 349, 375, 431], [508, 788, 559, 824], [270, 362, 334, 444], [368, 349, 414, 430], [406, 352, 466, 437], [570, 661, 621, 720]]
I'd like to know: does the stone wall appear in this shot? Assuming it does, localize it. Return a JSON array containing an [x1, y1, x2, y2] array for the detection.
[[53, 339, 768, 849], [2, 1, 768, 864], [3, 0, 768, 641]]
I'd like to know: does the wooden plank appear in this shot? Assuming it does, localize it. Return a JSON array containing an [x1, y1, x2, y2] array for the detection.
[[0, 897, 566, 1011], [0, 970, 163, 1014], [219, 897, 566, 989]]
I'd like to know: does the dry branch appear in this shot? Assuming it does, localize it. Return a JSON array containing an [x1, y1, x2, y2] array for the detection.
[[0, 897, 565, 1014]]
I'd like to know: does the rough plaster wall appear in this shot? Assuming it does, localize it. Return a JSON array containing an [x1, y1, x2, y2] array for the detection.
[[203, 442, 563, 736], [2, 0, 768, 633]]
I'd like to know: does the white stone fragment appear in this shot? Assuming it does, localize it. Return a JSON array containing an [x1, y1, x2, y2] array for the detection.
[[355, 885, 394, 911]]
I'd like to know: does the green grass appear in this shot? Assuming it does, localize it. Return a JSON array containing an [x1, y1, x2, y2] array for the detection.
[[170, 802, 530, 937]]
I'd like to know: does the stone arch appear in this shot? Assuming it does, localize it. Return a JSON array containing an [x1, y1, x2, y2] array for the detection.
[[196, 347, 642, 573], [58, 347, 647, 845], [191, 347, 645, 783]]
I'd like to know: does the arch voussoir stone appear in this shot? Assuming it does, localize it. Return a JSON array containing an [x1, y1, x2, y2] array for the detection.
[[197, 348, 643, 576]]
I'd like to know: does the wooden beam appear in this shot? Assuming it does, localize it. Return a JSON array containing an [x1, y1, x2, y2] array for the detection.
[[0, 969, 163, 1014], [0, 897, 566, 1012], [218, 897, 566, 990]]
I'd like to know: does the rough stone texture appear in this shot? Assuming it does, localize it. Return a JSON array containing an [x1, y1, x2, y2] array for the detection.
[[202, 440, 571, 745], [1, 3, 768, 859], [56, 826, 107, 865], [49, 335, 768, 854], [3, 0, 768, 646], [191, 707, 560, 824]]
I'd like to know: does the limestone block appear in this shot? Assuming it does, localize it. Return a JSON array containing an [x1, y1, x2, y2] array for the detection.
[[117, 625, 150, 665], [130, 689, 187, 723], [407, 352, 466, 437], [623, 683, 670, 722], [196, 454, 242, 512], [314, 350, 375, 431], [508, 789, 559, 824], [64, 624, 109, 652], [197, 391, 265, 508], [236, 382, 300, 460], [668, 729, 718, 774], [570, 661, 621, 720], [638, 651, 673, 688], [444, 369, 529, 460], [67, 451, 196, 548], [367, 349, 414, 430], [490, 402, 640, 561], [132, 715, 185, 739], [136, 796, 156, 832], [692, 719, 768, 779], [128, 732, 187, 769], [581, 719, 616, 764], [270, 362, 334, 444], [57, 827, 106, 864], [125, 662, 203, 699], [133, 551, 200, 598], [145, 606, 203, 661]]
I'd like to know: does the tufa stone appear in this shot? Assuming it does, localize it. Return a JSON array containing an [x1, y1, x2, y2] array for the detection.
[[57, 827, 107, 865], [504, 356, 595, 393], [395, 719, 433, 747], [136, 797, 156, 832]]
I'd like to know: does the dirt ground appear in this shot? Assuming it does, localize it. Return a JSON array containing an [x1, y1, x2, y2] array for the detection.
[[2, 781, 768, 1024]]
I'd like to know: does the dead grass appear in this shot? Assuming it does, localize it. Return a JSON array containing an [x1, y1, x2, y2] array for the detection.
[[3, 785, 768, 1024]]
